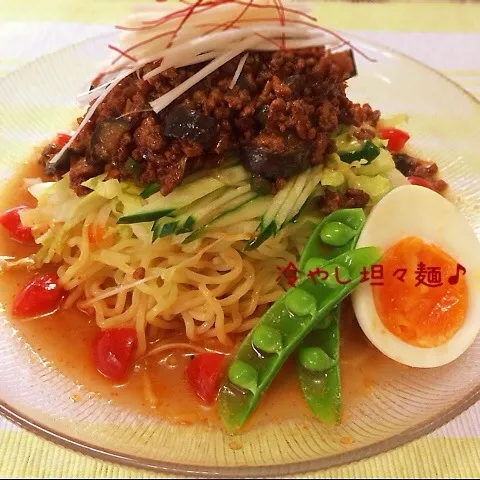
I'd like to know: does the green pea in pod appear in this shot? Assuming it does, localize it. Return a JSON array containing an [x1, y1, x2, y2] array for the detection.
[[320, 221, 356, 247], [228, 360, 258, 395], [298, 346, 336, 372], [252, 325, 283, 354]]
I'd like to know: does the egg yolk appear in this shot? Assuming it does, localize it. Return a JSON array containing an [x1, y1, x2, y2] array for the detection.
[[372, 236, 467, 348]]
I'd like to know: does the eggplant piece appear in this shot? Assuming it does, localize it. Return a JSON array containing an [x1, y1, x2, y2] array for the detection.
[[254, 105, 269, 127], [345, 49, 357, 80], [333, 49, 357, 81], [250, 175, 272, 195], [44, 147, 72, 176], [125, 157, 144, 177], [284, 75, 306, 97], [236, 73, 253, 91], [163, 106, 216, 148], [241, 143, 311, 180], [392, 152, 415, 177], [89, 118, 130, 165]]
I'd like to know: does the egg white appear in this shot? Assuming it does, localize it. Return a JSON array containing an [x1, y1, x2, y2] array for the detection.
[[352, 184, 480, 368]]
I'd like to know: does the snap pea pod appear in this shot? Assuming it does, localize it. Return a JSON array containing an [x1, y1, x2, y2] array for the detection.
[[297, 310, 341, 423], [298, 208, 366, 270], [217, 245, 381, 432], [297, 208, 366, 424]]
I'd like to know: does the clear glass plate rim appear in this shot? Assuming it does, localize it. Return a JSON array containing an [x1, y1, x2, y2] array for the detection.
[[0, 32, 478, 477], [1, 388, 479, 477]]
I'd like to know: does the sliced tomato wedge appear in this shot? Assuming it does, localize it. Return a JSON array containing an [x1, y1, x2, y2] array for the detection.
[[407, 176, 435, 191], [93, 328, 137, 381], [378, 128, 410, 152], [186, 352, 225, 404], [0, 206, 34, 244], [12, 273, 65, 317]]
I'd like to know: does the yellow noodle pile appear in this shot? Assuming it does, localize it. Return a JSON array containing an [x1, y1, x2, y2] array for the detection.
[[53, 203, 314, 356]]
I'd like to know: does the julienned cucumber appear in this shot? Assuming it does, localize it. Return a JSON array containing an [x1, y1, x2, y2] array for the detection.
[[152, 184, 252, 240], [151, 184, 259, 240], [192, 184, 252, 224], [245, 165, 323, 250], [183, 194, 268, 243], [120, 161, 324, 248], [140, 183, 159, 199], [274, 170, 309, 227], [151, 190, 225, 240], [138, 162, 235, 199], [119, 177, 222, 224], [118, 165, 249, 224]]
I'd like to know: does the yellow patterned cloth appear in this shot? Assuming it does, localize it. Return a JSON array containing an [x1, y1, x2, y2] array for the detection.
[[0, 1, 479, 477]]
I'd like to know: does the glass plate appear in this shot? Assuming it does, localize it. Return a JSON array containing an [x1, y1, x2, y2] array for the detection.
[[0, 33, 479, 477]]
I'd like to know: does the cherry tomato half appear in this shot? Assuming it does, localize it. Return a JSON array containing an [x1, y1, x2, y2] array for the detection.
[[92, 328, 137, 381], [378, 128, 410, 152], [186, 352, 225, 404], [12, 273, 65, 317], [407, 176, 435, 191], [0, 206, 34, 244], [55, 133, 72, 149]]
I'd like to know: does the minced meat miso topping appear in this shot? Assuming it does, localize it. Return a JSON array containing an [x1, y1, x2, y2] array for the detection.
[[40, 48, 380, 197]]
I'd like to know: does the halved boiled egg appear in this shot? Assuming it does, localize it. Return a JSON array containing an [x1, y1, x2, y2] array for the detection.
[[352, 184, 480, 368]]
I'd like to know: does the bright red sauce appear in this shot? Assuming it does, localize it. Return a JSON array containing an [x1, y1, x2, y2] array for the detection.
[[0, 161, 399, 430]]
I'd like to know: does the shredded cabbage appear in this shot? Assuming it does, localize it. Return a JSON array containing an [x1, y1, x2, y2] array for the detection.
[[321, 168, 345, 188], [21, 176, 81, 228], [20, 144, 398, 269], [351, 148, 395, 176], [377, 113, 409, 129], [348, 174, 393, 203], [334, 130, 363, 153], [28, 181, 55, 201], [21, 174, 149, 264], [325, 153, 369, 174], [323, 152, 394, 203]]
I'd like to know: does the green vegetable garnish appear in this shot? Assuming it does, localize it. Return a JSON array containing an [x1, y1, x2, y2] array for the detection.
[[297, 311, 341, 424], [228, 360, 258, 394], [252, 325, 283, 354], [299, 209, 366, 267], [338, 140, 381, 164], [296, 208, 367, 424], [285, 289, 316, 316], [320, 221, 356, 247], [319, 263, 350, 289], [140, 183, 160, 199], [217, 225, 380, 432], [298, 346, 336, 372]]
